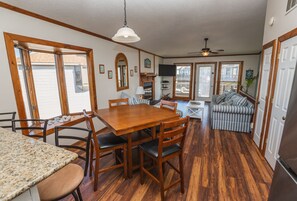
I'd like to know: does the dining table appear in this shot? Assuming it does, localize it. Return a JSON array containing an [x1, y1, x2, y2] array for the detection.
[[94, 104, 179, 178]]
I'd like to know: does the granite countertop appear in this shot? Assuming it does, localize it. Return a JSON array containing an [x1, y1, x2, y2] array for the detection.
[[0, 128, 78, 201]]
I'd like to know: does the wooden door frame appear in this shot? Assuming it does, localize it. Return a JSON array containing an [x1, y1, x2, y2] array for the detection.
[[251, 40, 276, 146], [260, 27, 297, 156], [173, 63, 193, 100], [217, 61, 243, 95], [193, 62, 217, 100]]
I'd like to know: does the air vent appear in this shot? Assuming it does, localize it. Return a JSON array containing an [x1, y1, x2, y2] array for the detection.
[[287, 0, 297, 12]]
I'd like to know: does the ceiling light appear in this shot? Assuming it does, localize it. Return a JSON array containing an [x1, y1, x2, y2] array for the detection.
[[202, 51, 209, 57], [112, 0, 140, 43]]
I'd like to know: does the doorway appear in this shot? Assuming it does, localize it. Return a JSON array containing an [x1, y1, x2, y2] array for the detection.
[[264, 35, 297, 169], [217, 62, 243, 94], [195, 62, 216, 101], [253, 41, 276, 148]]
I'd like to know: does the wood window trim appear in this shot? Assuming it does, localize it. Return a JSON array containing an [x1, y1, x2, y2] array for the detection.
[[260, 27, 297, 156], [193, 62, 217, 99], [250, 40, 277, 146], [173, 63, 193, 100], [4, 32, 98, 133], [217, 61, 243, 95]]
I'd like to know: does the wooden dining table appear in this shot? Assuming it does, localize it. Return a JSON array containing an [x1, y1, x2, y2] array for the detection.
[[94, 104, 179, 178]]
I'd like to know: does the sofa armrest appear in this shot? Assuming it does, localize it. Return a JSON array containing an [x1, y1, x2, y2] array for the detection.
[[212, 105, 254, 114]]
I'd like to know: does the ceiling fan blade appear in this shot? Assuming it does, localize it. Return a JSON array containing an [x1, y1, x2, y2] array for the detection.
[[209, 51, 219, 54], [215, 49, 224, 52]]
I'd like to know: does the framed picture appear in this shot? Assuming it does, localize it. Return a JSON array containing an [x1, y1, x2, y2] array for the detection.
[[134, 66, 138, 73], [99, 64, 105, 74], [108, 70, 113, 79], [144, 58, 151, 68], [245, 69, 254, 80], [130, 69, 134, 77]]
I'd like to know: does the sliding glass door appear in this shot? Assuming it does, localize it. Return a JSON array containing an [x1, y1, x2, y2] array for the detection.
[[173, 64, 193, 99], [195, 63, 216, 101]]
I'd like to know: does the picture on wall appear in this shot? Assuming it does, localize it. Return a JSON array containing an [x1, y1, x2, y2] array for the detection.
[[99, 64, 105, 74], [144, 58, 151, 68], [130, 69, 134, 77], [134, 66, 138, 73], [245, 69, 254, 80], [108, 70, 113, 79]]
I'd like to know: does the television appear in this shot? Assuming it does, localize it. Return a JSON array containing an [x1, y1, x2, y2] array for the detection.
[[158, 64, 176, 76]]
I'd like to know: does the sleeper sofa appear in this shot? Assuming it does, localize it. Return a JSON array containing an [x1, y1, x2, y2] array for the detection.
[[211, 92, 254, 133]]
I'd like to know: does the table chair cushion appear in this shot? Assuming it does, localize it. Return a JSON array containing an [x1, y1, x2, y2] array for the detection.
[[139, 139, 181, 158], [98, 132, 127, 149], [37, 163, 84, 201]]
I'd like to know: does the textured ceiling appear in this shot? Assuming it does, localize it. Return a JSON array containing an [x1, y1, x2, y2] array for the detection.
[[2, 0, 267, 57]]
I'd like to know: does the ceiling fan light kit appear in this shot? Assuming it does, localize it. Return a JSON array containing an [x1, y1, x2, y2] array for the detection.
[[112, 0, 140, 43]]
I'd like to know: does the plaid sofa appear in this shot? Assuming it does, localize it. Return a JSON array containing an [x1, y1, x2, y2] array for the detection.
[[211, 95, 254, 133]]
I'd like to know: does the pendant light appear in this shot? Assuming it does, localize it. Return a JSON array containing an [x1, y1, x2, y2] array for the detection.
[[112, 0, 140, 43]]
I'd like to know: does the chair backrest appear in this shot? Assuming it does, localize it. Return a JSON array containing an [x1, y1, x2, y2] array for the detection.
[[0, 112, 16, 130], [55, 126, 92, 176], [109, 98, 129, 108], [12, 119, 48, 142], [158, 116, 189, 158], [83, 110, 100, 151], [160, 100, 178, 113]]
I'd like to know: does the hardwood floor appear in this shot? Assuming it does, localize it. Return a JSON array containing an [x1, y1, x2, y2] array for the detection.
[[64, 103, 273, 201]]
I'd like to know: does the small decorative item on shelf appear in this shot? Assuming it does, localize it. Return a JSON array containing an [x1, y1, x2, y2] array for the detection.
[[108, 70, 113, 79], [134, 66, 138, 73], [130, 69, 134, 77], [99, 64, 105, 74]]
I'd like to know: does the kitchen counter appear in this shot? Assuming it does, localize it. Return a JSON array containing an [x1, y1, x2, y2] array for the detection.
[[0, 128, 78, 201]]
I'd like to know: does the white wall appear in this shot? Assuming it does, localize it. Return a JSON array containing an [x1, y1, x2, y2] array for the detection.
[[163, 54, 261, 97], [263, 0, 297, 44], [0, 8, 156, 144]]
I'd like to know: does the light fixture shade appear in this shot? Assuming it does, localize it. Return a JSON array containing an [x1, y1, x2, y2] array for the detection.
[[136, 86, 145, 95], [202, 51, 210, 57], [112, 26, 140, 43]]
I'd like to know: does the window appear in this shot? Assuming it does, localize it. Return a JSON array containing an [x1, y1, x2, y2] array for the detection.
[[63, 54, 91, 113], [217, 62, 243, 94], [198, 67, 212, 98], [287, 0, 297, 12], [173, 64, 193, 99], [6, 33, 97, 122]]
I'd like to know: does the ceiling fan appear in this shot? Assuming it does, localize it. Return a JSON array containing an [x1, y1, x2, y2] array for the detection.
[[188, 38, 224, 57]]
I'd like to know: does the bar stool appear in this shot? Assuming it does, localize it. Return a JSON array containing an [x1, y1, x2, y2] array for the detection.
[[37, 163, 84, 201]]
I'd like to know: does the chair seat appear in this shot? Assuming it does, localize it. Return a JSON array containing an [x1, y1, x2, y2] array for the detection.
[[97, 132, 126, 149], [140, 139, 181, 158], [37, 163, 84, 201]]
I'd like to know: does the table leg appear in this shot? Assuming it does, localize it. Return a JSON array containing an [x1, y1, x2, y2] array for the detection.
[[127, 133, 133, 178], [151, 126, 156, 139]]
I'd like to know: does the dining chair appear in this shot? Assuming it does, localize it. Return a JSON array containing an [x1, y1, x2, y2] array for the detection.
[[0, 112, 16, 130], [55, 126, 92, 176], [83, 110, 127, 191], [145, 100, 178, 137], [12, 119, 48, 142], [109, 98, 129, 108], [160, 100, 178, 113], [139, 116, 189, 201], [37, 163, 84, 201]]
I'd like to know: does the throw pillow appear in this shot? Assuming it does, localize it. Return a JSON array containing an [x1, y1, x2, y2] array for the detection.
[[216, 94, 226, 104], [219, 99, 233, 106], [233, 96, 247, 106], [225, 92, 236, 101]]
